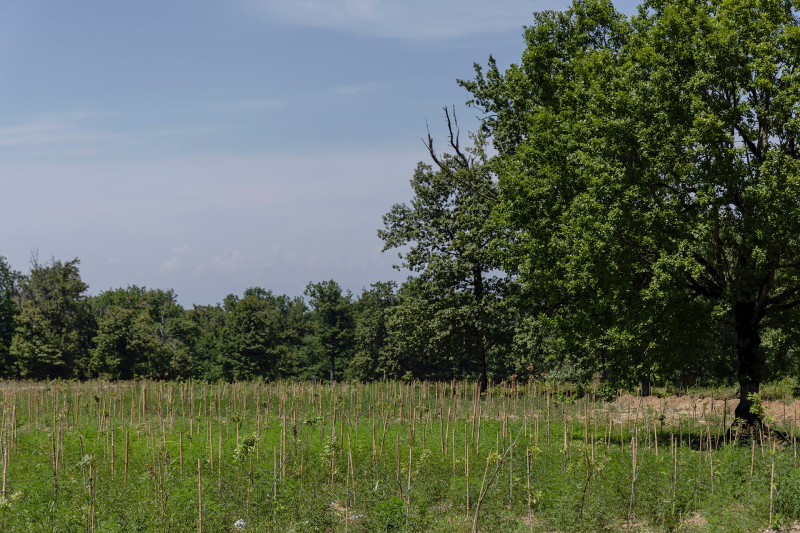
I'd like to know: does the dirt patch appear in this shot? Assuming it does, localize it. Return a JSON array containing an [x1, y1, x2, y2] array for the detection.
[[757, 524, 800, 532], [684, 512, 708, 526], [605, 394, 800, 427]]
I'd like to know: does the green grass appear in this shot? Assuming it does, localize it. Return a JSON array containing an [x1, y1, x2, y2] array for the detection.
[[0, 380, 797, 532]]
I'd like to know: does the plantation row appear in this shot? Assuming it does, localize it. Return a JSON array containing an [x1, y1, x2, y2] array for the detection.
[[0, 380, 799, 532]]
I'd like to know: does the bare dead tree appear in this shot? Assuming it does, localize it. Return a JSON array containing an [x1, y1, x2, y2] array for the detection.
[[424, 106, 498, 204]]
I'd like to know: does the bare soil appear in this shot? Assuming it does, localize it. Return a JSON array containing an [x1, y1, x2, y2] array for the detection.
[[606, 394, 800, 427]]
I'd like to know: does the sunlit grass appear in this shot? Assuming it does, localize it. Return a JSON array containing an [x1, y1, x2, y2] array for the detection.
[[0, 380, 797, 532]]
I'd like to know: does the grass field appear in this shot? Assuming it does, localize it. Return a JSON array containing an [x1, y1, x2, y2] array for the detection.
[[0, 379, 799, 532]]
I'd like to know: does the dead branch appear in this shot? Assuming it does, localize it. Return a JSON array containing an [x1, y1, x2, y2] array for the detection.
[[424, 106, 498, 203]]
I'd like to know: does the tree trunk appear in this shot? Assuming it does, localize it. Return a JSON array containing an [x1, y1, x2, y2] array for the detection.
[[601, 351, 611, 384], [330, 352, 335, 386], [640, 375, 651, 397], [733, 301, 764, 425], [476, 330, 488, 394], [473, 267, 488, 394]]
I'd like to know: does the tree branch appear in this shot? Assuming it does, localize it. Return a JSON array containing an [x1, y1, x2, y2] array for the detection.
[[693, 253, 725, 290], [755, 255, 780, 316], [734, 123, 765, 162], [766, 286, 800, 307], [424, 107, 498, 203], [683, 271, 722, 299]]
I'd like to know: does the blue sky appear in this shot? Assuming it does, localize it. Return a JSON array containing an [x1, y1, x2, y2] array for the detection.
[[0, 0, 639, 305]]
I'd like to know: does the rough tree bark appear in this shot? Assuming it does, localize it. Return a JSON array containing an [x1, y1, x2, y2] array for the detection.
[[733, 301, 765, 425], [476, 330, 487, 394], [640, 375, 651, 398], [474, 267, 488, 394]]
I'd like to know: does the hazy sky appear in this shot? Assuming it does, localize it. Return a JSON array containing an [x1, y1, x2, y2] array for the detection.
[[0, 0, 639, 306]]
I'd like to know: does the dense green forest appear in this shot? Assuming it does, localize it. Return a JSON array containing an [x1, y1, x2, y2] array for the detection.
[[2, 0, 800, 424], [0, 252, 529, 385]]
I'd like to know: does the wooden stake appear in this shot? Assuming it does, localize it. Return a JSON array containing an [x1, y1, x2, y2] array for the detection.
[[672, 433, 677, 513], [654, 421, 658, 456], [180, 430, 184, 474], [209, 424, 214, 471], [465, 424, 470, 520], [111, 425, 115, 476], [198, 458, 203, 533], [770, 439, 776, 530], [407, 434, 413, 511], [90, 458, 96, 533], [50, 430, 58, 495], [1, 436, 7, 499], [380, 412, 389, 456], [526, 449, 532, 533], [509, 438, 513, 500], [750, 428, 755, 484], [125, 431, 130, 483]]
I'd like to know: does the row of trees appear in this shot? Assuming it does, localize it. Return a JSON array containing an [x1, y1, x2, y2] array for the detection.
[[2, 0, 800, 423], [0, 252, 537, 384]]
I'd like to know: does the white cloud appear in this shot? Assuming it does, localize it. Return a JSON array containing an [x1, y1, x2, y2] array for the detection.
[[158, 257, 182, 273], [0, 110, 226, 162], [193, 250, 253, 275], [211, 250, 249, 272], [252, 0, 559, 40], [0, 110, 117, 146], [0, 121, 78, 146], [335, 82, 381, 96], [150, 126, 221, 137], [218, 98, 284, 112], [174, 245, 192, 254]]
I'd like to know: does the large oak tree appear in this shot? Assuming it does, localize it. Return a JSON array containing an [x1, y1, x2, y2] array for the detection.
[[463, 0, 800, 421]]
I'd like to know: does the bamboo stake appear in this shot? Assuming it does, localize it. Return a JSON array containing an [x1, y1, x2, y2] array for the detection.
[[440, 406, 444, 454], [770, 439, 776, 530], [51, 430, 58, 495], [180, 430, 184, 474], [526, 449, 532, 533], [380, 412, 389, 456], [209, 424, 214, 471], [628, 395, 642, 524], [125, 431, 130, 483], [445, 407, 451, 453], [654, 421, 658, 456], [407, 435, 413, 513], [723, 398, 728, 446], [562, 411, 568, 472], [750, 428, 755, 484], [198, 458, 203, 533], [90, 458, 96, 533], [274, 446, 279, 499], [1, 435, 7, 499], [707, 424, 714, 493], [672, 433, 677, 514], [79, 435, 86, 490], [465, 424, 470, 520]]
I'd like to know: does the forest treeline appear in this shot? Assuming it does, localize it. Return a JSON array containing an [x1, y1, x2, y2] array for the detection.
[[0, 250, 768, 388], [0, 254, 537, 384], [3, 0, 800, 423]]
